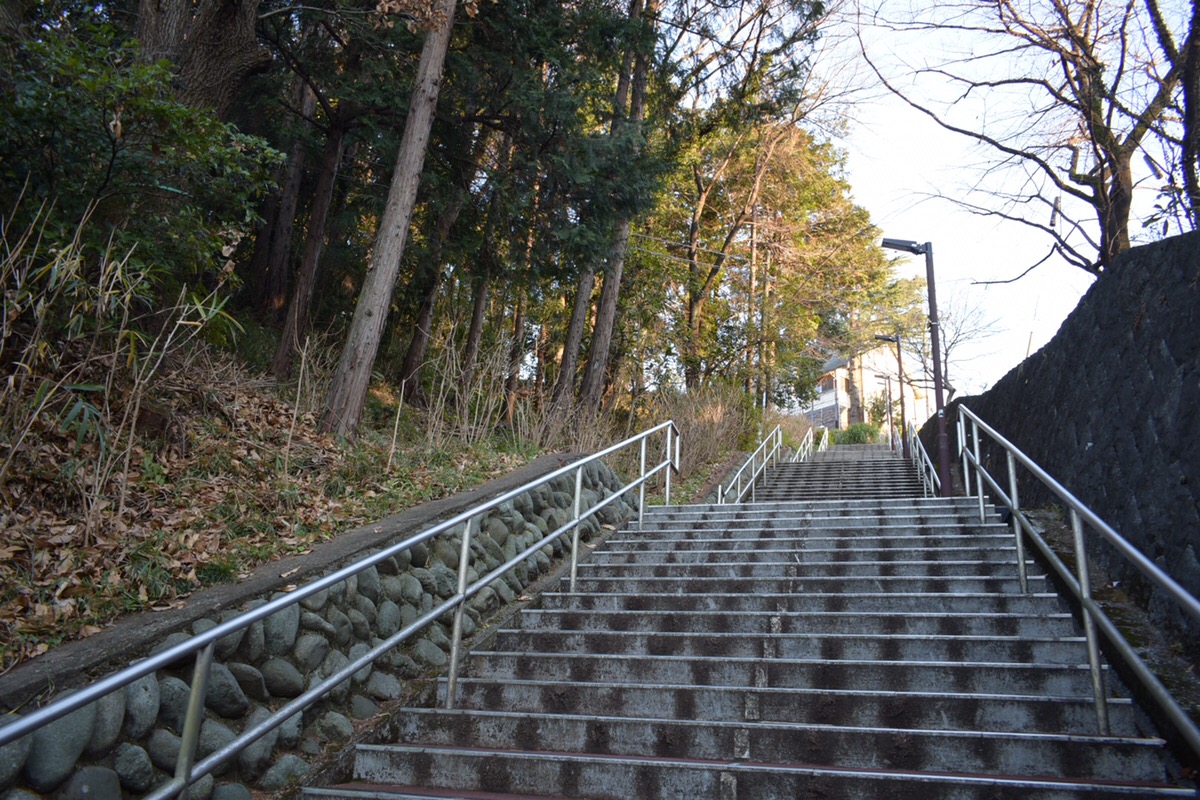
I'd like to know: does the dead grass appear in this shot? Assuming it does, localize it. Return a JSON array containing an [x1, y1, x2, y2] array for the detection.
[[0, 349, 535, 672]]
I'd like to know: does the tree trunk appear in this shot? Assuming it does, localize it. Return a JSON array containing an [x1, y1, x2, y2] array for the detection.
[[0, 0, 34, 33], [262, 80, 317, 319], [504, 291, 526, 426], [459, 272, 490, 398], [271, 120, 347, 378], [683, 293, 706, 389], [136, 0, 272, 116], [1185, 3, 1200, 227], [1101, 152, 1134, 269], [577, 0, 655, 415], [319, 0, 457, 436], [397, 195, 467, 401], [550, 266, 595, 407], [244, 181, 281, 303], [578, 219, 631, 413], [398, 124, 492, 401]]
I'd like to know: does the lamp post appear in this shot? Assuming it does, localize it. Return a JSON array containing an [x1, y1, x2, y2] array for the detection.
[[874, 334, 908, 460], [881, 238, 952, 497]]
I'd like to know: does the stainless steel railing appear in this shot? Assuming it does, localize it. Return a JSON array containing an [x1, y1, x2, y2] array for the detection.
[[790, 426, 830, 464], [956, 404, 1200, 757], [0, 420, 681, 798], [717, 424, 782, 504], [905, 422, 940, 497], [791, 427, 815, 463]]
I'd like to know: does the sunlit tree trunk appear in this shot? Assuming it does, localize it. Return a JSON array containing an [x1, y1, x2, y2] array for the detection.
[[319, 0, 457, 436]]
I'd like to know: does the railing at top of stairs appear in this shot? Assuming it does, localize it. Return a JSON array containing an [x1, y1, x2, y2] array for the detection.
[[903, 421, 940, 497], [957, 403, 1200, 764], [716, 424, 783, 504], [715, 423, 835, 505], [790, 426, 830, 464], [0, 421, 681, 800]]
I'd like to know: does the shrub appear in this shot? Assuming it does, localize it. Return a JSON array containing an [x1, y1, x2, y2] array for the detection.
[[652, 384, 759, 478], [0, 22, 281, 295], [835, 422, 881, 445]]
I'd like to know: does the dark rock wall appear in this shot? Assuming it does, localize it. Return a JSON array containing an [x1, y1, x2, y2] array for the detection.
[[924, 231, 1200, 632]]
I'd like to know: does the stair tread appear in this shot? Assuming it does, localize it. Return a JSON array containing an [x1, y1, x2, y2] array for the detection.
[[397, 706, 1164, 745], [349, 744, 1192, 794]]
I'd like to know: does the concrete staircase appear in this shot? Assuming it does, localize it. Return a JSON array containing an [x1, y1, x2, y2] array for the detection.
[[754, 443, 926, 500], [303, 449, 1191, 799]]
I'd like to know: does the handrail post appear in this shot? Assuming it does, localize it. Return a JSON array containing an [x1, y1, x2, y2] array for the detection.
[[674, 428, 681, 478], [569, 466, 583, 591], [445, 515, 476, 709], [959, 414, 971, 498], [1071, 508, 1110, 735], [638, 437, 647, 528], [664, 426, 672, 506], [971, 419, 985, 523], [750, 451, 757, 502], [174, 641, 215, 799], [1006, 451, 1028, 594]]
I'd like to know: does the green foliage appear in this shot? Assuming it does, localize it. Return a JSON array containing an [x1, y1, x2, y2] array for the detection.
[[0, 22, 281, 294], [835, 422, 881, 445]]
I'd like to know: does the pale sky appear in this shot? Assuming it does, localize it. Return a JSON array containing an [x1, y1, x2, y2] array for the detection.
[[825, 6, 1100, 406], [839, 96, 1096, 399]]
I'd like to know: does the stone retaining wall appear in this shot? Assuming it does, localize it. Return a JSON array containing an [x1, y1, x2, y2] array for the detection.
[[920, 231, 1200, 644], [0, 457, 638, 800]]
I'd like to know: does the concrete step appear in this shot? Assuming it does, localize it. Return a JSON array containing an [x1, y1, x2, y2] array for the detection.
[[575, 559, 1039, 579], [487, 629, 1090, 664], [381, 710, 1169, 781], [464, 651, 1109, 695], [603, 531, 1018, 550], [314, 748, 1193, 799], [516, 608, 1080, 637], [537, 590, 1068, 614], [645, 497, 982, 512], [441, 677, 1141, 735], [568, 573, 1046, 594], [643, 501, 988, 520], [751, 489, 928, 501], [633, 514, 1000, 530], [592, 544, 1026, 563]]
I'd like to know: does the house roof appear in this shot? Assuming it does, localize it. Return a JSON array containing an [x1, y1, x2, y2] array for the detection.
[[820, 355, 849, 373]]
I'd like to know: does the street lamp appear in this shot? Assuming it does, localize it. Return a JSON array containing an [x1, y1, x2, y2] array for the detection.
[[874, 334, 908, 460], [881, 237, 952, 497]]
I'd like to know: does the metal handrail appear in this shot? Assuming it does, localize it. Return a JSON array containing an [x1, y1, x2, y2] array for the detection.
[[717, 424, 782, 504], [956, 404, 1200, 758], [818, 428, 830, 453], [906, 422, 940, 497], [791, 427, 815, 463], [0, 420, 682, 798]]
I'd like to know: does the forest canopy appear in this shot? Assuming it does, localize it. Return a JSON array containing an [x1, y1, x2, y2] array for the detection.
[[0, 0, 930, 442]]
